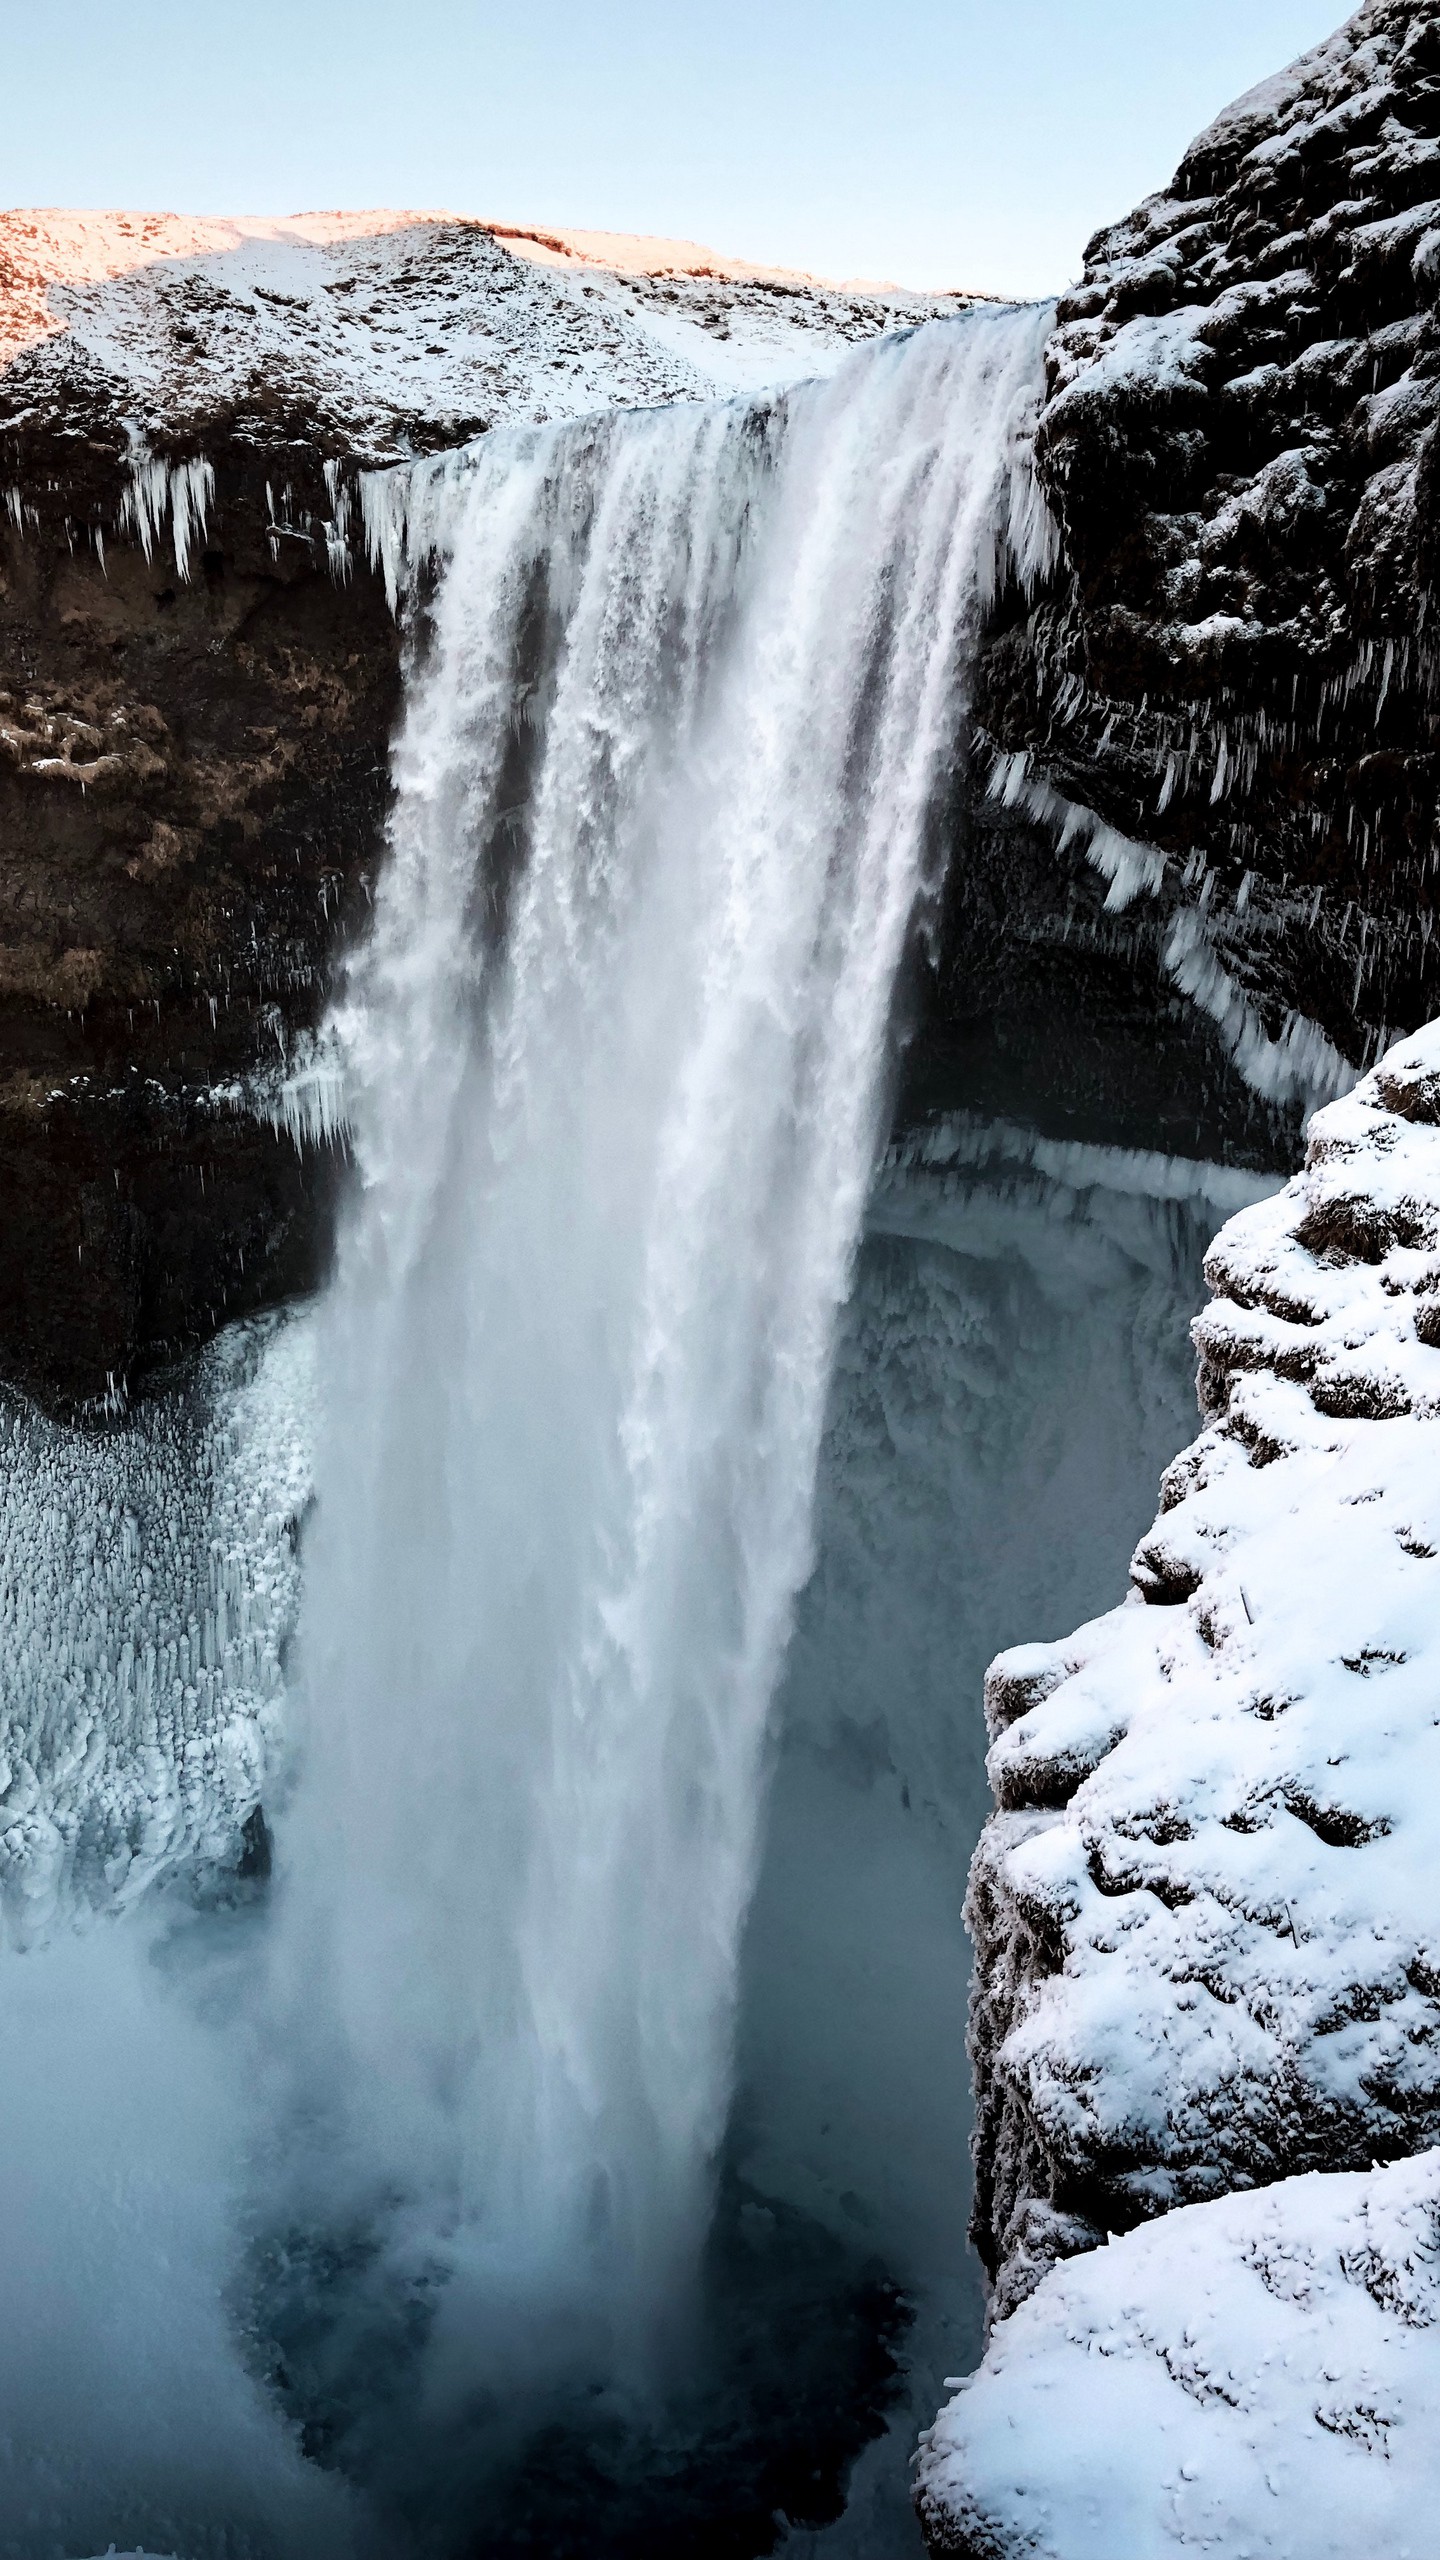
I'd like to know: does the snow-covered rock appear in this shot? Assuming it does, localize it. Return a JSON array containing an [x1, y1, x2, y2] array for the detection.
[[915, 2148, 1440, 2560], [966, 1018, 1440, 2314], [918, 1016, 1440, 2551]]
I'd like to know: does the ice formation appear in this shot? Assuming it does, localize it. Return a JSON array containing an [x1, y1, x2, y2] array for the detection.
[[0, 1313, 314, 1943], [985, 748, 1359, 1115], [117, 440, 215, 581], [275, 306, 1057, 2381]]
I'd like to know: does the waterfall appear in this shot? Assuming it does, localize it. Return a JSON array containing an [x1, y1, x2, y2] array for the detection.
[[278, 305, 1056, 2386]]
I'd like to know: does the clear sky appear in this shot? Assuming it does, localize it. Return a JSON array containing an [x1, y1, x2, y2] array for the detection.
[[8, 0, 1345, 298]]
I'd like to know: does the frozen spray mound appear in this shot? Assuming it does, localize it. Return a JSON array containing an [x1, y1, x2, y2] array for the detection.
[[277, 306, 1058, 2399]]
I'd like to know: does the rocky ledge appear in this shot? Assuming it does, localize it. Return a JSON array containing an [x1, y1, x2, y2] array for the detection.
[[916, 2148, 1440, 2559], [918, 1023, 1440, 2552]]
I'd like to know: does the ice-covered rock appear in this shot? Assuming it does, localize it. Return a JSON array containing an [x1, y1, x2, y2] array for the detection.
[[915, 2148, 1440, 2560], [966, 1019, 1440, 2316]]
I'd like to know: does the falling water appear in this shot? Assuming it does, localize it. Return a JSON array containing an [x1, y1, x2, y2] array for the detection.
[[279, 307, 1057, 2391]]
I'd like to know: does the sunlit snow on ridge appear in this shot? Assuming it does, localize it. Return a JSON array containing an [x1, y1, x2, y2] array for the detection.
[[0, 205, 980, 459]]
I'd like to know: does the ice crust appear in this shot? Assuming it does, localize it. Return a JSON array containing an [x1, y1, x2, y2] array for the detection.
[[922, 1017, 1440, 2554], [916, 2148, 1440, 2560], [0, 1312, 313, 1942]]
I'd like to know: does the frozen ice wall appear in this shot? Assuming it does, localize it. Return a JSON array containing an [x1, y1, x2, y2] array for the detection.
[[0, 1314, 313, 1945]]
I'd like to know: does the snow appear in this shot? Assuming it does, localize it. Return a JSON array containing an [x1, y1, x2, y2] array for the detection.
[[915, 2148, 1440, 2560], [0, 206, 974, 466]]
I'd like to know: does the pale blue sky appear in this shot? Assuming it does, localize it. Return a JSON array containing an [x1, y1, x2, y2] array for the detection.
[[8, 0, 1344, 296]]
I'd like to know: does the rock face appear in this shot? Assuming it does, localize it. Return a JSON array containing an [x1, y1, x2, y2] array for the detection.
[[0, 420, 396, 1405], [921, 1022, 1440, 2549], [983, 0, 1440, 1071], [0, 211, 966, 1405]]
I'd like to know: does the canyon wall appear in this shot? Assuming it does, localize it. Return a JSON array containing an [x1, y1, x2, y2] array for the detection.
[[10, 17, 1440, 1403], [0, 212, 962, 1403], [916, 12, 1440, 2546], [977, 0, 1440, 1069]]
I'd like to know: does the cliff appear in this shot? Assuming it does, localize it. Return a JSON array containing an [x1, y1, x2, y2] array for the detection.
[[5, 9, 1440, 1409], [977, 0, 1440, 1076], [0, 210, 962, 1405]]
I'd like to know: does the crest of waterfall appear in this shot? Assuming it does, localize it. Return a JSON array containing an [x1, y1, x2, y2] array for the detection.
[[279, 305, 1057, 2379]]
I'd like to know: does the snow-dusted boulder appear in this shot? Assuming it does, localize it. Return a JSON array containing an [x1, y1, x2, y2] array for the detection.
[[916, 2149, 1440, 2560], [968, 1022, 1440, 2305]]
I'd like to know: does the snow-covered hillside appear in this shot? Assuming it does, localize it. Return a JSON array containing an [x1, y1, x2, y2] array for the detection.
[[0, 206, 975, 462]]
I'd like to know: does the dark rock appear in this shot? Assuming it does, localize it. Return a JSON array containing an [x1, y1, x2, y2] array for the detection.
[[0, 435, 395, 1404], [981, 0, 1440, 1074]]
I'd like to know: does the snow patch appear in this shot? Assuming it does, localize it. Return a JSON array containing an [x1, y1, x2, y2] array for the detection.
[[917, 2149, 1440, 2560]]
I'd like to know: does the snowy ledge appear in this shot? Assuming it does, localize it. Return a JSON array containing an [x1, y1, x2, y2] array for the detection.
[[917, 1017, 1440, 2553], [915, 2148, 1440, 2560]]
